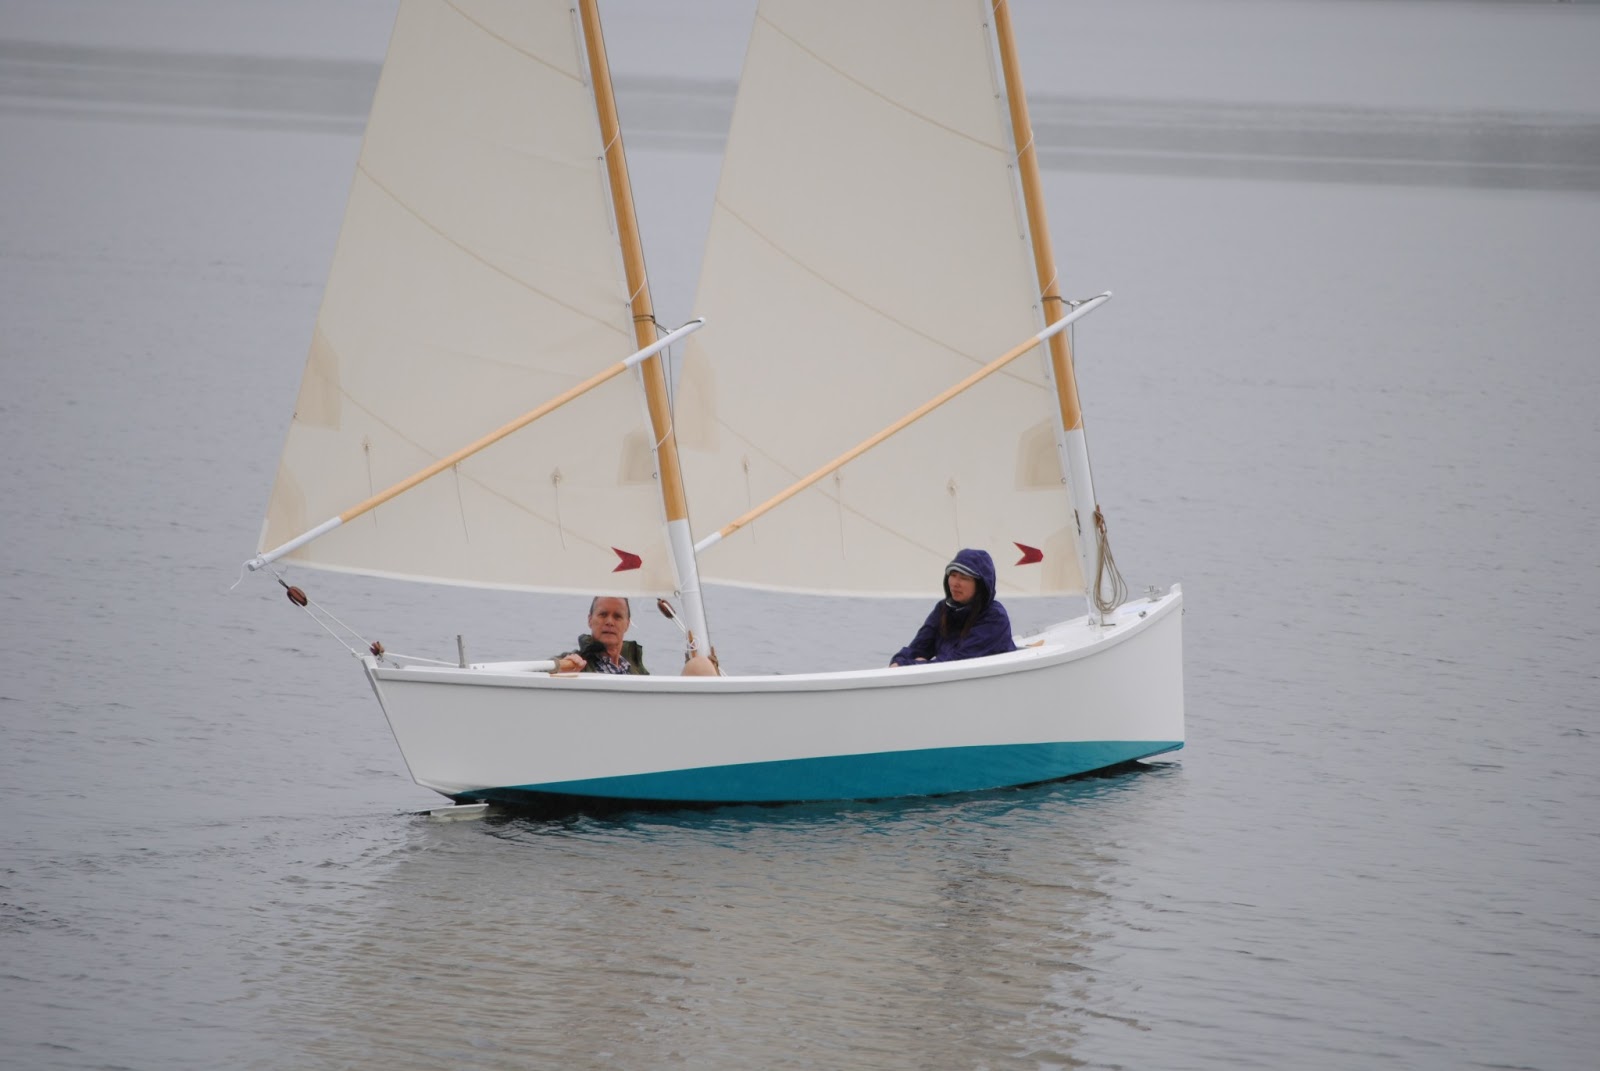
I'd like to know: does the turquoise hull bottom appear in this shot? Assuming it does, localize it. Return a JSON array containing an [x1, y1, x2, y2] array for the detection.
[[457, 740, 1183, 810]]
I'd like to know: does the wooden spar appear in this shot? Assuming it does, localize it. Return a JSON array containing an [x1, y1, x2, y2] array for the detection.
[[992, 0, 1108, 622], [577, 0, 714, 657], [694, 298, 1110, 553], [577, 0, 676, 506], [247, 320, 704, 571], [991, 0, 1080, 434]]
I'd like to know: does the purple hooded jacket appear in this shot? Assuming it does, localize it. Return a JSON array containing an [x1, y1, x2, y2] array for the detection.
[[890, 548, 1017, 666]]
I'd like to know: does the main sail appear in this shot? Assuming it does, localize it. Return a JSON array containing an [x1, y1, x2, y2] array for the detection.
[[678, 0, 1086, 598], [258, 0, 677, 593]]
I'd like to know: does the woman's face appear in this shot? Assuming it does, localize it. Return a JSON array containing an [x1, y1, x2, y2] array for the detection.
[[946, 570, 976, 604]]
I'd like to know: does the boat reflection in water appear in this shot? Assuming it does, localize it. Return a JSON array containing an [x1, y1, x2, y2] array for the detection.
[[255, 769, 1171, 1068]]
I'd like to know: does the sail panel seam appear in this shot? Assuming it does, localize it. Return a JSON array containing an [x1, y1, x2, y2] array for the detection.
[[438, 0, 584, 85], [352, 163, 628, 339], [756, 10, 1003, 154]]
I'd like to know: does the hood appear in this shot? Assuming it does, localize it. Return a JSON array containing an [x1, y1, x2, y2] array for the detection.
[[943, 547, 997, 605]]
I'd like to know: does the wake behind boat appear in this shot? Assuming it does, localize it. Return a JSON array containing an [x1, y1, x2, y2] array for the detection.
[[248, 0, 1184, 809]]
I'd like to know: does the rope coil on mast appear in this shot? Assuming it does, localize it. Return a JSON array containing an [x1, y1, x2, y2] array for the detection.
[[1091, 508, 1127, 615]]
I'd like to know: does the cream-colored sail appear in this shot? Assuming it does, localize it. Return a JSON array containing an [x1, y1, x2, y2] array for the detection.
[[258, 0, 677, 593], [678, 0, 1084, 598]]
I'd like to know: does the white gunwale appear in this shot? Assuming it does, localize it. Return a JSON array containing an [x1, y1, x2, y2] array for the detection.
[[367, 585, 1181, 694]]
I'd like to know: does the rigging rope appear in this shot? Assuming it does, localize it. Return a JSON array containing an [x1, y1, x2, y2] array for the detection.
[[1091, 507, 1128, 615], [271, 571, 380, 659], [270, 573, 464, 666]]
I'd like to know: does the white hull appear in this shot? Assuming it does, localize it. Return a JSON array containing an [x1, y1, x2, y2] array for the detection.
[[362, 587, 1184, 807]]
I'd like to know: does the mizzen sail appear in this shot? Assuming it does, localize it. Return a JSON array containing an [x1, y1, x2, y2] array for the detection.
[[678, 0, 1086, 597], [258, 0, 676, 593]]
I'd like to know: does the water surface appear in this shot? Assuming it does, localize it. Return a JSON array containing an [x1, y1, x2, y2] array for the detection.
[[2, 2, 1597, 1069]]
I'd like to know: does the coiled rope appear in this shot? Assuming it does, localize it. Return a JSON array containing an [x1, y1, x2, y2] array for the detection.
[[1091, 507, 1128, 615]]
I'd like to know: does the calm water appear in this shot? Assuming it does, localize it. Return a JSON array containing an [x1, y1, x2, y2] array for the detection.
[[3, 2, 1598, 1069]]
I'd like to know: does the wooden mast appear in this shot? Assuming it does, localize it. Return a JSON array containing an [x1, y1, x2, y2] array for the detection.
[[991, 0, 1108, 623], [578, 0, 714, 658]]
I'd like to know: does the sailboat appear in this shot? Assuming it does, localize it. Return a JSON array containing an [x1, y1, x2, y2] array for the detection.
[[248, 0, 1184, 809]]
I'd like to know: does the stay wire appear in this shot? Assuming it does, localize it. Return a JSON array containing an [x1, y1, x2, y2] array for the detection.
[[269, 569, 372, 658]]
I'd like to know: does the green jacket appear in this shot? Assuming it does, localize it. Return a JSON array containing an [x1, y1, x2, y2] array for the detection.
[[556, 634, 649, 675]]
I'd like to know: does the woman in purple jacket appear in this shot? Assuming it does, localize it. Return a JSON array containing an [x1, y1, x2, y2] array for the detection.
[[889, 548, 1017, 666]]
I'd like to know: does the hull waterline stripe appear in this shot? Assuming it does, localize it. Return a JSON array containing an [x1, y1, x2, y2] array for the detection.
[[455, 739, 1182, 805]]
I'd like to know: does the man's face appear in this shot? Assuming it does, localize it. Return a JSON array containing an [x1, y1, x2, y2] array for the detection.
[[588, 597, 631, 650]]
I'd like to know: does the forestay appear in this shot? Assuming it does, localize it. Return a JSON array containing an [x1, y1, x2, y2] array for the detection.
[[677, 0, 1087, 598], [258, 0, 678, 594]]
